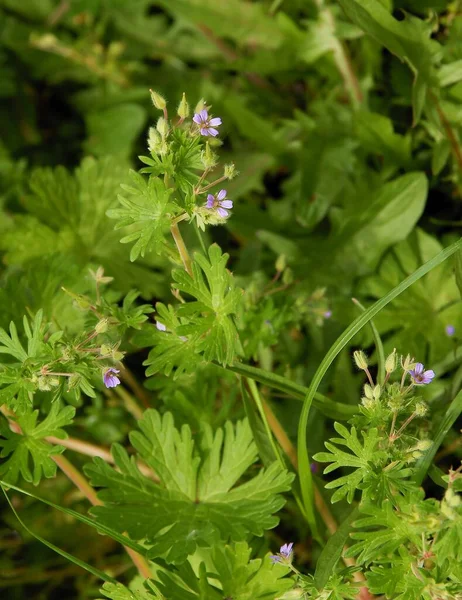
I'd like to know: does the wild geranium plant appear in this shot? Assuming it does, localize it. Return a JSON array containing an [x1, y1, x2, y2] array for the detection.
[[1, 2, 462, 600]]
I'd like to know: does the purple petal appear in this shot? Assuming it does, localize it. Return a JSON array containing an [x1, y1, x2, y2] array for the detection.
[[193, 113, 202, 124], [200, 127, 210, 136], [270, 555, 281, 564], [207, 193, 215, 202], [217, 207, 229, 218], [413, 363, 424, 375], [324, 310, 332, 319], [446, 325, 455, 336], [199, 109, 208, 120], [206, 198, 215, 209], [208, 128, 219, 137], [220, 200, 233, 209], [217, 189, 227, 200], [423, 370, 435, 383], [209, 117, 222, 126], [156, 321, 167, 332]]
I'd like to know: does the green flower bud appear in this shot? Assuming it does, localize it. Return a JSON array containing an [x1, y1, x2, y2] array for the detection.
[[100, 344, 112, 356], [156, 117, 169, 138], [415, 402, 428, 417], [282, 267, 293, 285], [150, 89, 166, 110], [201, 142, 217, 169], [354, 350, 368, 371], [224, 163, 237, 179], [194, 98, 206, 114], [275, 254, 287, 273], [364, 384, 373, 399], [95, 318, 109, 334], [177, 93, 189, 119], [373, 384, 381, 400], [147, 127, 161, 153], [112, 350, 124, 361], [385, 348, 397, 373], [48, 377, 60, 387], [38, 376, 52, 391], [445, 488, 461, 508]]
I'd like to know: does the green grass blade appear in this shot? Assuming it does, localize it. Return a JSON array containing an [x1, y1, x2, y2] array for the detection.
[[0, 480, 147, 556], [413, 389, 462, 485], [1, 484, 117, 584], [297, 238, 462, 530], [352, 297, 385, 385], [313, 506, 359, 589], [226, 362, 356, 419]]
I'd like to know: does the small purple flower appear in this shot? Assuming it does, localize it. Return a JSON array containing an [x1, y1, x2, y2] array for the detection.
[[205, 189, 233, 218], [103, 368, 120, 388], [409, 363, 435, 385], [323, 310, 332, 319], [270, 542, 294, 564], [192, 109, 222, 137], [310, 462, 318, 474], [156, 321, 167, 332], [446, 324, 455, 337]]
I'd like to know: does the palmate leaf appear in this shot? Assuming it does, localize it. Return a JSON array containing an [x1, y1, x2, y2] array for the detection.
[[84, 409, 293, 564], [107, 171, 179, 261], [0, 402, 75, 485], [158, 541, 293, 600], [173, 244, 242, 365], [313, 422, 387, 503]]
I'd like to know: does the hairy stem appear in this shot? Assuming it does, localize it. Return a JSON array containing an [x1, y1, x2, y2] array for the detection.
[[171, 222, 193, 276]]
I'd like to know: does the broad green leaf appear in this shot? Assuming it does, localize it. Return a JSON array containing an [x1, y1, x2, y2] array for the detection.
[[85, 103, 146, 158], [332, 172, 428, 273], [337, 0, 437, 122], [85, 409, 294, 564]]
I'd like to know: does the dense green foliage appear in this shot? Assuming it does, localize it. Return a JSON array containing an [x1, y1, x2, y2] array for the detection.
[[1, 0, 462, 598]]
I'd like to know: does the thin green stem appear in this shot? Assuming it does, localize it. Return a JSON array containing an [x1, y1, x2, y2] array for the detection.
[[171, 222, 193, 276]]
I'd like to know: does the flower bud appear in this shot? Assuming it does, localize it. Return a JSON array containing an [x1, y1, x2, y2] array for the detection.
[[177, 93, 189, 119], [100, 343, 112, 356], [415, 402, 428, 417], [373, 384, 381, 400], [150, 89, 166, 110], [401, 353, 415, 372], [354, 350, 368, 371], [148, 127, 161, 153], [38, 376, 52, 391], [385, 348, 397, 374], [224, 163, 237, 179], [445, 488, 461, 508], [282, 267, 293, 285], [112, 350, 124, 361], [156, 117, 169, 138], [364, 384, 373, 399], [95, 318, 109, 334], [48, 377, 60, 387], [68, 373, 81, 389], [275, 254, 287, 273], [201, 142, 217, 169], [194, 98, 206, 114]]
